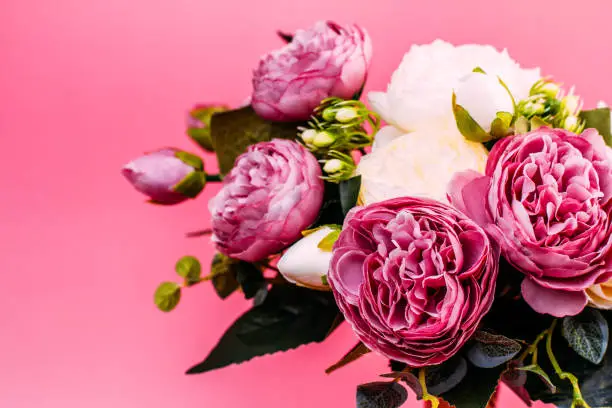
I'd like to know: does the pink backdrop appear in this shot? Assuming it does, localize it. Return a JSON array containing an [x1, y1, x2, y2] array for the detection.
[[2, 0, 612, 406]]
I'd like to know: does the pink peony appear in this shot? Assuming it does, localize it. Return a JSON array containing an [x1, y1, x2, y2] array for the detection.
[[209, 139, 324, 262], [328, 197, 498, 367], [449, 128, 612, 317], [252, 21, 372, 122]]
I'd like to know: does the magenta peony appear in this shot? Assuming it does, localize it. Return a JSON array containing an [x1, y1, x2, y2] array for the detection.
[[328, 197, 498, 367], [122, 148, 200, 205], [251, 21, 372, 122], [449, 128, 612, 317], [209, 139, 324, 262]]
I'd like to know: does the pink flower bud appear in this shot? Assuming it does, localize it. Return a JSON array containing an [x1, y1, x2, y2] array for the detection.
[[122, 148, 204, 205]]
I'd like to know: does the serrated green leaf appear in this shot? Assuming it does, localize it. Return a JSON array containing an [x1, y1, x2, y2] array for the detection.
[[467, 331, 522, 368], [452, 92, 493, 143], [175, 255, 201, 285], [185, 285, 340, 374], [339, 175, 362, 215], [172, 171, 206, 198], [356, 382, 408, 408], [317, 229, 341, 252], [562, 308, 609, 365], [174, 151, 204, 171], [210, 106, 301, 175], [154, 282, 181, 312], [580, 107, 612, 146]]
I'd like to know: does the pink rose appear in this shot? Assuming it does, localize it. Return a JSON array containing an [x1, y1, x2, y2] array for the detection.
[[449, 128, 612, 317], [122, 148, 203, 205], [252, 21, 372, 122], [328, 197, 498, 367], [209, 139, 324, 262]]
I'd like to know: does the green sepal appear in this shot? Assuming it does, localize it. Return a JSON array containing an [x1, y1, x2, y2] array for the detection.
[[187, 127, 214, 152], [154, 282, 181, 312], [530, 116, 549, 130], [490, 111, 514, 139], [514, 116, 530, 134], [175, 255, 201, 286], [317, 229, 341, 252], [172, 171, 206, 198], [174, 151, 204, 171], [452, 92, 493, 143], [301, 224, 341, 237], [580, 107, 612, 146]]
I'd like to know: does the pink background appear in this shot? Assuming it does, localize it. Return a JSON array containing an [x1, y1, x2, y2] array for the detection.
[[2, 0, 611, 406]]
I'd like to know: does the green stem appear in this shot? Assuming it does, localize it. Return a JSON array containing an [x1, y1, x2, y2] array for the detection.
[[206, 174, 222, 182], [545, 320, 591, 408]]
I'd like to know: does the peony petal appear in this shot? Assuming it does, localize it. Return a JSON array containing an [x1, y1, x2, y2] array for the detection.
[[521, 278, 588, 317]]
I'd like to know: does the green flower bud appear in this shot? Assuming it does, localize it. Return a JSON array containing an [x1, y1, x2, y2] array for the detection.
[[313, 131, 336, 148], [300, 128, 318, 145], [335, 107, 359, 123], [321, 150, 356, 183], [560, 95, 581, 116], [530, 79, 561, 99]]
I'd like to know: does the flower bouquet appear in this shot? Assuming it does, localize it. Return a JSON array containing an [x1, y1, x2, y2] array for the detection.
[[122, 21, 612, 408]]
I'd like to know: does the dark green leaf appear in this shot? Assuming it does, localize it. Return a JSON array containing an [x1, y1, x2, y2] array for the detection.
[[467, 331, 522, 368], [186, 285, 340, 374], [356, 382, 408, 408], [562, 308, 609, 364], [234, 262, 265, 299], [211, 273, 239, 299], [154, 282, 181, 312], [580, 108, 612, 146], [311, 181, 345, 227], [210, 106, 301, 175], [175, 255, 201, 286], [440, 363, 504, 408], [517, 364, 556, 393], [339, 175, 362, 215], [325, 342, 370, 374], [524, 311, 612, 408], [426, 356, 468, 396]]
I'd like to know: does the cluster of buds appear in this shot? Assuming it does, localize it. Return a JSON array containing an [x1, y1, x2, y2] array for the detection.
[[299, 98, 379, 183], [299, 97, 380, 154], [515, 79, 584, 133]]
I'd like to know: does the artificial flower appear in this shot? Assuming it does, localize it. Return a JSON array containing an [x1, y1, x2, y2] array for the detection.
[[209, 139, 324, 262], [328, 197, 499, 367], [252, 21, 372, 121], [449, 128, 612, 317]]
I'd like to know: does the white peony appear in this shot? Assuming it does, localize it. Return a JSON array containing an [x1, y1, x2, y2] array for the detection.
[[277, 226, 334, 290], [368, 40, 540, 133], [358, 126, 488, 204]]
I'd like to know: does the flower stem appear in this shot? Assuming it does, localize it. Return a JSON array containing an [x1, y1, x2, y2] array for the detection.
[[206, 174, 222, 182], [185, 228, 213, 238], [545, 320, 591, 408], [419, 368, 439, 408]]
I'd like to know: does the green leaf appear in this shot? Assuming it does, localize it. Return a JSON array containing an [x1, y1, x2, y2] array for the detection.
[[562, 308, 609, 365], [426, 356, 468, 396], [356, 382, 408, 408], [472, 66, 486, 74], [234, 262, 265, 299], [211, 272, 239, 299], [339, 175, 362, 215], [489, 112, 514, 139], [318, 229, 341, 252], [452, 92, 493, 143], [439, 363, 504, 408], [580, 107, 612, 146], [210, 106, 301, 175], [311, 181, 345, 228], [185, 285, 340, 374], [154, 282, 181, 312], [466, 331, 522, 368], [174, 151, 204, 171], [530, 116, 549, 130], [517, 364, 557, 393], [514, 116, 530, 134], [326, 342, 370, 374], [172, 171, 206, 198], [175, 255, 201, 286]]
